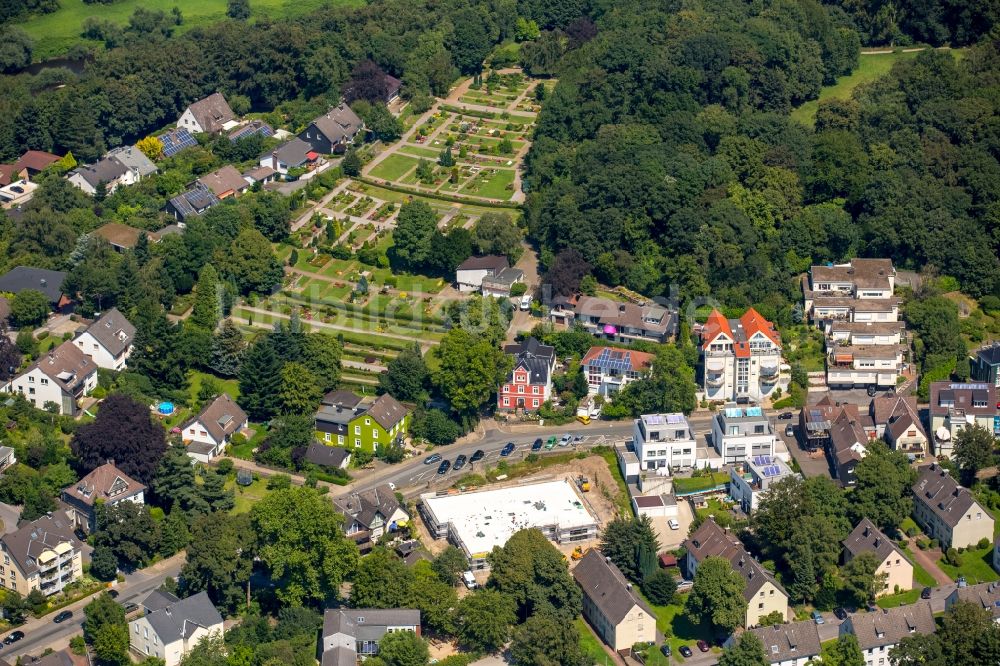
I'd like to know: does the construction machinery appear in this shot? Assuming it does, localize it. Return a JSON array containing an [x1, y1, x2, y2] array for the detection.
[[571, 546, 584, 560], [576, 476, 591, 492]]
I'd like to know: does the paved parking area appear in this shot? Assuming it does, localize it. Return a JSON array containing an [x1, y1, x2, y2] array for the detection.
[[779, 423, 833, 479]]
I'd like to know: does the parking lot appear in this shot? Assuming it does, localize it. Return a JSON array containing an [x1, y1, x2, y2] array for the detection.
[[779, 420, 833, 479]]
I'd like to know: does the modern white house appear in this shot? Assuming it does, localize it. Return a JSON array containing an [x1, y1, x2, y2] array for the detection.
[[455, 255, 511, 292], [633, 413, 698, 472], [711, 404, 776, 466], [73, 308, 135, 371], [3, 341, 98, 415], [701, 308, 785, 403], [582, 346, 654, 397], [181, 394, 248, 462], [728, 454, 795, 514], [129, 590, 223, 666]]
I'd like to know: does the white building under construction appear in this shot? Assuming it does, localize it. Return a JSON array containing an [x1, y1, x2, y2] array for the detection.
[[419, 479, 598, 569]]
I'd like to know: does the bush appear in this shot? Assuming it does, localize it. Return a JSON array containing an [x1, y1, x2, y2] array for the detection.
[[266, 474, 292, 490], [510, 282, 527, 297], [642, 569, 677, 606], [217, 458, 234, 476], [945, 547, 962, 567], [977, 537, 990, 550]]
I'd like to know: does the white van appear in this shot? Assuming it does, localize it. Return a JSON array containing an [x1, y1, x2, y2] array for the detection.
[[462, 571, 478, 589], [519, 294, 532, 311]]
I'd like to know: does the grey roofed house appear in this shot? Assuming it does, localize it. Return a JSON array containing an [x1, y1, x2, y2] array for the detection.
[[106, 146, 158, 179], [265, 137, 315, 169], [305, 104, 364, 151], [457, 255, 509, 272], [322, 648, 356, 666], [70, 158, 128, 190], [947, 581, 1000, 621], [184, 93, 236, 134], [323, 389, 366, 409], [844, 603, 935, 650], [0, 513, 81, 577], [32, 341, 97, 393], [746, 621, 822, 664], [333, 483, 403, 532], [365, 393, 408, 431], [684, 518, 786, 602], [572, 549, 653, 626], [141, 588, 180, 613], [0, 266, 68, 305], [167, 183, 220, 220], [322, 608, 421, 639], [913, 464, 981, 529], [305, 442, 351, 469], [21, 650, 86, 666], [183, 394, 247, 443], [843, 518, 908, 564], [243, 165, 276, 183], [503, 337, 556, 384], [141, 590, 223, 643], [82, 308, 135, 358]]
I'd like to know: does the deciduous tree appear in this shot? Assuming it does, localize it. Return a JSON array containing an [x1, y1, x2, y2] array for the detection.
[[510, 611, 586, 666], [718, 632, 767, 666], [71, 393, 167, 483], [180, 513, 254, 614], [488, 528, 581, 620], [953, 424, 997, 486], [684, 556, 747, 635], [456, 589, 516, 653]]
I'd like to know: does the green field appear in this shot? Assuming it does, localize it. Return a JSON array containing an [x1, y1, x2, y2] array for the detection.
[[791, 50, 921, 127], [368, 154, 421, 182], [19, 0, 362, 61], [460, 168, 515, 199], [937, 543, 1000, 584]]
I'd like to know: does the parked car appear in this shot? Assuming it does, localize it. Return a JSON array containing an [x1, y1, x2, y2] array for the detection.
[[122, 602, 139, 615], [785, 424, 795, 437], [866, 601, 878, 612], [3, 632, 23, 645], [453, 454, 467, 471], [811, 611, 825, 624], [834, 607, 848, 620], [558, 434, 572, 446], [678, 646, 693, 658], [462, 571, 478, 589], [107, 590, 119, 599], [697, 640, 710, 652], [531, 438, 543, 451], [545, 436, 557, 449], [470, 450, 485, 463], [778, 412, 793, 419], [424, 453, 442, 465], [921, 587, 932, 600], [659, 645, 671, 657], [54, 610, 73, 624], [500, 442, 515, 457], [668, 519, 680, 530], [437, 460, 451, 475]]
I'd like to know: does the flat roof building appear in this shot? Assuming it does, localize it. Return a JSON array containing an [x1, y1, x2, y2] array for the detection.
[[419, 480, 597, 569], [711, 404, 776, 465]]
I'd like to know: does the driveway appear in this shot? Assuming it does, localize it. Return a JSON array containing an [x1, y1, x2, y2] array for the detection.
[[0, 502, 21, 533], [779, 423, 832, 479], [905, 539, 953, 586]]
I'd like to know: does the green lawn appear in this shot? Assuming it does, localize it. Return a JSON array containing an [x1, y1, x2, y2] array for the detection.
[[460, 168, 515, 200], [369, 154, 421, 182], [876, 588, 922, 609], [644, 593, 715, 657], [18, 0, 363, 61], [937, 543, 1000, 584], [228, 477, 272, 514], [790, 50, 921, 126], [674, 473, 730, 495], [399, 145, 442, 159], [187, 370, 240, 404]]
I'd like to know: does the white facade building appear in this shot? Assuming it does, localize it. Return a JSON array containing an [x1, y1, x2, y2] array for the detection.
[[129, 591, 223, 666], [73, 308, 135, 370], [728, 454, 796, 514], [633, 413, 697, 472], [582, 346, 654, 397], [711, 404, 776, 466], [701, 308, 785, 403], [3, 341, 97, 415]]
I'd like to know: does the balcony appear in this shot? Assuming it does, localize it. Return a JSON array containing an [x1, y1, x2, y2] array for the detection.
[[759, 364, 779, 378], [706, 373, 725, 388], [760, 374, 778, 387]]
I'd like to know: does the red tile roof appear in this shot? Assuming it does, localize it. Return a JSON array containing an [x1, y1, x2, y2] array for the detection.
[[14, 150, 61, 173], [701, 309, 733, 350], [740, 307, 781, 346]]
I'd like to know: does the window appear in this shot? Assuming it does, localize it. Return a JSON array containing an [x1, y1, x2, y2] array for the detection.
[[355, 439, 361, 448], [365, 418, 371, 425], [758, 603, 764, 609], [28, 388, 34, 395], [532, 399, 539, 407], [338, 435, 344, 445], [40, 378, 47, 385], [503, 398, 509, 406], [518, 385, 524, 393], [373, 429, 379, 439], [355, 425, 361, 435], [324, 433, 331, 442], [532, 386, 539, 394], [503, 385, 509, 393]]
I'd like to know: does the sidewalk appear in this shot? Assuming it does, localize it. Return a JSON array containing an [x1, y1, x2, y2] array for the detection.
[[905, 538, 953, 586]]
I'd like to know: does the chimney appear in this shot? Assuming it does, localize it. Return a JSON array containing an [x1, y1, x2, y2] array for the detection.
[[272, 151, 278, 171]]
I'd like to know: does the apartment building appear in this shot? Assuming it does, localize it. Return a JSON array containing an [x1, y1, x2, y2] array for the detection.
[[842, 519, 913, 597], [633, 413, 697, 472], [841, 604, 935, 666], [3, 341, 97, 415], [928, 381, 999, 459], [728, 454, 795, 514], [913, 464, 994, 549], [129, 590, 223, 666], [701, 308, 784, 403], [0, 514, 83, 596], [946, 581, 1000, 623], [581, 346, 654, 397], [573, 549, 656, 651], [711, 404, 776, 466], [727, 621, 821, 666], [972, 342, 1000, 387], [548, 295, 677, 344], [73, 308, 135, 371]]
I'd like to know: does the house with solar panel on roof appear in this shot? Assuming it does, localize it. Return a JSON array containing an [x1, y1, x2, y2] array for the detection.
[[728, 454, 795, 514], [581, 346, 654, 397], [165, 182, 220, 221], [633, 413, 698, 472], [701, 308, 785, 403], [711, 404, 777, 466], [158, 128, 198, 157]]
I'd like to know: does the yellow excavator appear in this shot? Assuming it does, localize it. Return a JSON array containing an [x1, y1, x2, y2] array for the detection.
[[576, 476, 591, 492], [571, 546, 584, 560]]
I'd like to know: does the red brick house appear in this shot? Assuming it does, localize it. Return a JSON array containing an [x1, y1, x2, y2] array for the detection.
[[498, 338, 556, 412]]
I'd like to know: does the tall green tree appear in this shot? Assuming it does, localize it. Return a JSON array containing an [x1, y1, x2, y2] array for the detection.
[[153, 443, 208, 513], [455, 589, 516, 653], [510, 611, 586, 666], [599, 515, 661, 583], [180, 513, 254, 614], [377, 631, 429, 666], [129, 304, 187, 391], [822, 634, 864, 666], [684, 557, 747, 635], [850, 440, 916, 532], [718, 632, 767, 666], [220, 228, 283, 295], [9, 289, 50, 328], [209, 319, 246, 377], [239, 336, 283, 421], [487, 528, 581, 621], [392, 201, 438, 270], [190, 264, 221, 331], [435, 328, 512, 416], [351, 548, 414, 609], [301, 333, 342, 392], [380, 342, 428, 401], [278, 361, 322, 414], [953, 424, 997, 486]]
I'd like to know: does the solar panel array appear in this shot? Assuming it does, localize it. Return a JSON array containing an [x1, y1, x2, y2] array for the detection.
[[950, 383, 990, 391], [752, 455, 773, 467], [161, 128, 197, 157], [229, 121, 274, 143], [666, 413, 685, 424], [593, 347, 632, 372], [760, 464, 784, 478], [745, 406, 764, 417]]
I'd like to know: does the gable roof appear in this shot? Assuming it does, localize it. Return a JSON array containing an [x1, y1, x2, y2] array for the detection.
[[106, 146, 157, 178], [684, 518, 786, 600], [168, 183, 220, 219], [503, 337, 556, 385], [184, 93, 235, 133], [913, 464, 989, 528], [197, 165, 248, 197], [701, 309, 734, 348], [950, 581, 1000, 621], [305, 442, 351, 468], [457, 255, 509, 272], [185, 394, 247, 443], [14, 150, 61, 173], [82, 308, 135, 357], [0, 514, 81, 576], [64, 462, 145, 507], [976, 342, 1000, 366], [268, 138, 314, 167], [0, 266, 67, 304], [311, 104, 363, 145], [882, 396, 926, 442], [572, 549, 653, 625], [71, 157, 128, 189], [828, 408, 869, 466], [847, 603, 935, 649], [0, 163, 24, 186], [333, 483, 405, 531], [582, 346, 655, 373], [30, 341, 97, 392], [739, 307, 781, 347], [843, 518, 908, 565], [364, 393, 408, 431], [748, 621, 822, 664], [141, 589, 180, 613], [142, 590, 223, 643], [322, 608, 420, 639], [928, 381, 997, 417]]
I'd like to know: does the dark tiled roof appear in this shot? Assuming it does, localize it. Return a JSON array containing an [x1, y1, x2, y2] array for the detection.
[[0, 514, 81, 576], [267, 138, 314, 168], [305, 442, 350, 468], [141, 589, 179, 613], [913, 464, 989, 529], [322, 390, 365, 409], [323, 608, 420, 638], [748, 621, 822, 664], [929, 381, 997, 417], [63, 462, 144, 508], [31, 341, 97, 393], [71, 158, 128, 189], [0, 266, 67, 304], [843, 518, 907, 565], [333, 483, 404, 531], [168, 183, 220, 219], [828, 409, 868, 466], [503, 337, 555, 385], [183, 394, 247, 443], [811, 259, 894, 289], [846, 603, 935, 650], [311, 104, 363, 145], [457, 255, 509, 272], [142, 591, 222, 642], [82, 308, 135, 357], [573, 549, 653, 625], [950, 582, 1000, 620], [185, 93, 235, 133], [365, 393, 408, 431], [685, 519, 785, 601], [977, 343, 1000, 366]]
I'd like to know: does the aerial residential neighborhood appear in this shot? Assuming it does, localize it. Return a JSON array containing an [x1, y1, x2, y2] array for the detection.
[[0, 1, 995, 666]]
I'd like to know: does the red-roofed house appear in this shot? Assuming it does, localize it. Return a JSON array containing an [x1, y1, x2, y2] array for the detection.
[[14, 150, 61, 175], [581, 346, 654, 396], [702, 308, 784, 402]]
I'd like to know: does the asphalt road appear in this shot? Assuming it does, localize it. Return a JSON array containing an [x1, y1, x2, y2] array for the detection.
[[6, 554, 186, 660]]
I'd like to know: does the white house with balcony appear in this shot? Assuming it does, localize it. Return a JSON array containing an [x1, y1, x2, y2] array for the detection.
[[3, 341, 97, 415], [633, 413, 698, 472], [711, 404, 777, 466], [701, 308, 785, 403], [582, 346, 654, 397], [729, 454, 796, 514]]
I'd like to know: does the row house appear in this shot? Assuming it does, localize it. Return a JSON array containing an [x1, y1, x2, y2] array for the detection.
[[726, 621, 821, 666], [711, 404, 776, 466], [912, 464, 994, 549], [581, 346, 654, 397], [840, 604, 935, 666], [497, 338, 556, 413], [701, 308, 785, 403], [928, 381, 999, 459], [946, 581, 1000, 623], [633, 413, 697, 472], [549, 295, 677, 344]]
